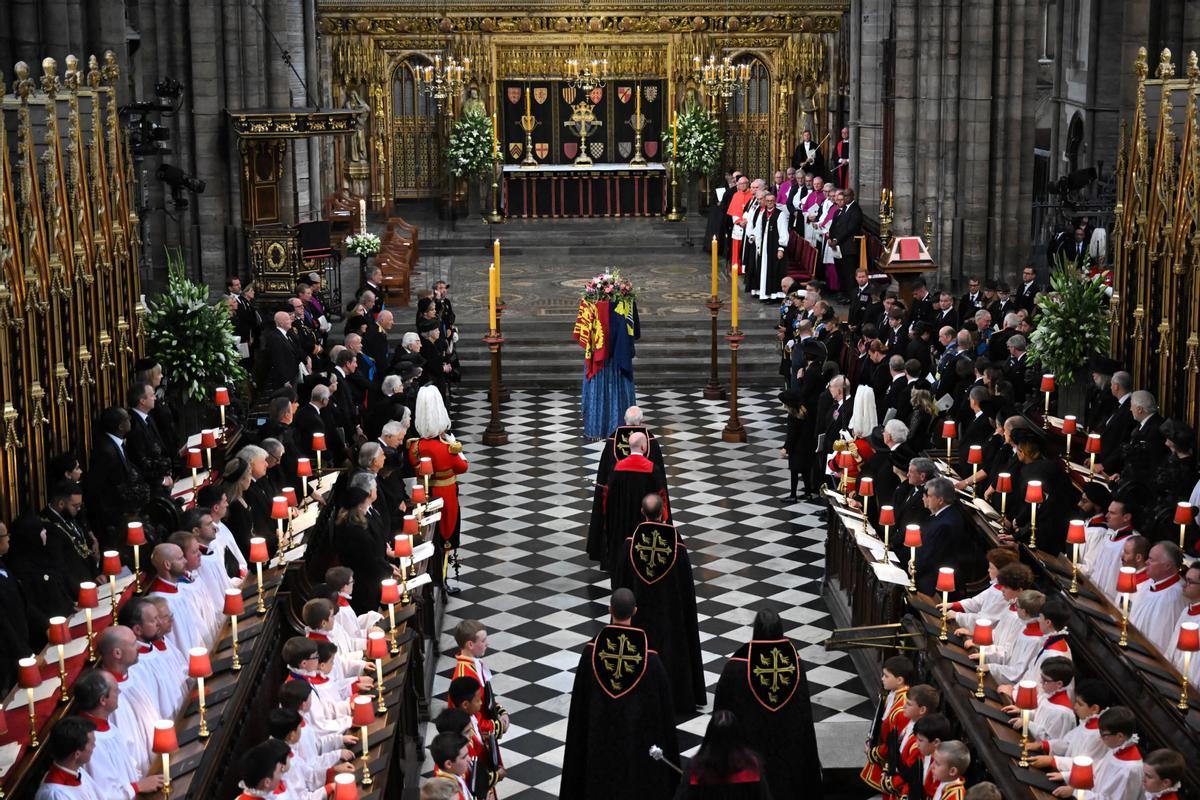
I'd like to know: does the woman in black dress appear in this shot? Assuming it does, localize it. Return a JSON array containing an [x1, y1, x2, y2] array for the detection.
[[331, 483, 397, 615], [220, 457, 255, 561], [6, 514, 77, 639]]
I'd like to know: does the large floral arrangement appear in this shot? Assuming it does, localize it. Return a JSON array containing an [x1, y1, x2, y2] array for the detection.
[[675, 104, 723, 177], [1027, 252, 1112, 384], [447, 110, 495, 178], [345, 232, 381, 257], [581, 270, 637, 303], [145, 250, 247, 403]]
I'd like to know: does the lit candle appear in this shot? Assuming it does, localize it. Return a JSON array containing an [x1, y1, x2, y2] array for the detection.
[[359, 198, 366, 232], [492, 113, 499, 159], [710, 236, 719, 298], [488, 265, 497, 332], [730, 262, 739, 329], [494, 238, 501, 290], [635, 81, 641, 122], [525, 85, 531, 118], [672, 111, 678, 159]]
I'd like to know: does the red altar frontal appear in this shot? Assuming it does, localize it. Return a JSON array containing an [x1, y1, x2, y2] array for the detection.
[[503, 163, 668, 218]]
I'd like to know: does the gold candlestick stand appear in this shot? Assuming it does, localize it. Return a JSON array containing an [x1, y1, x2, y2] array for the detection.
[[519, 115, 539, 167]]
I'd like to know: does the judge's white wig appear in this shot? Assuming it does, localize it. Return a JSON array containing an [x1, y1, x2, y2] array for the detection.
[[415, 385, 451, 438], [850, 385, 878, 438]]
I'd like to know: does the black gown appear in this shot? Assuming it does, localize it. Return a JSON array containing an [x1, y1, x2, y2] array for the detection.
[[611, 522, 706, 714], [588, 454, 671, 571], [333, 518, 393, 615], [587, 426, 667, 549], [560, 624, 681, 800], [712, 638, 823, 800]]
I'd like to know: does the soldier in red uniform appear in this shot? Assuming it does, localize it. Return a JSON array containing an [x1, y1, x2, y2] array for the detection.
[[409, 385, 469, 589]]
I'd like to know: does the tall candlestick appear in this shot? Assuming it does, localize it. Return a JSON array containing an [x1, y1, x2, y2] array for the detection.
[[672, 112, 678, 160], [730, 262, 739, 329], [711, 236, 719, 298], [492, 112, 499, 159], [488, 265, 498, 331]]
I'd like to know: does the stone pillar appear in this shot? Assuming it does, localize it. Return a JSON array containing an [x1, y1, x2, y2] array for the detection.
[[849, 0, 889, 217]]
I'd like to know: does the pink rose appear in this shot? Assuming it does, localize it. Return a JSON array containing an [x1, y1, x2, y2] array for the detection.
[[605, 285, 614, 294]]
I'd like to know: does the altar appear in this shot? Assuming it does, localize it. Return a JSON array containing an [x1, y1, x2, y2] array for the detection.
[[503, 163, 667, 218]]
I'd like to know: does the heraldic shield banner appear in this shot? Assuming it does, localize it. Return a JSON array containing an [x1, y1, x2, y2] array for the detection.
[[500, 79, 666, 165]]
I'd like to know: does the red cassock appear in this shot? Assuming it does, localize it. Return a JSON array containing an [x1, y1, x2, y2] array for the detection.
[[409, 436, 469, 542]]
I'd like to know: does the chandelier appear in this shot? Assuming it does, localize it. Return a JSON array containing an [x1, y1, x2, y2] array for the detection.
[[692, 55, 750, 102], [564, 42, 608, 94], [417, 53, 470, 109]]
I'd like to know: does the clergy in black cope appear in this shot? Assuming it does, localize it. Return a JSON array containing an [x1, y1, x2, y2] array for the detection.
[[587, 407, 667, 559], [712, 608, 823, 800], [589, 431, 671, 571], [560, 588, 680, 800], [611, 494, 706, 714]]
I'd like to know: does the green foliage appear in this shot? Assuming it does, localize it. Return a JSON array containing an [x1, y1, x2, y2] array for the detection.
[[145, 250, 247, 403], [447, 110, 495, 178], [1027, 253, 1112, 384], [675, 104, 723, 177]]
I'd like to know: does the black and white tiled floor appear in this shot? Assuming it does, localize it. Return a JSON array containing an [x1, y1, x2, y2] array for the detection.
[[421, 388, 874, 798]]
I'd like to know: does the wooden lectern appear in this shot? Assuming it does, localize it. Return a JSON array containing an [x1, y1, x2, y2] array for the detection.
[[879, 236, 935, 305]]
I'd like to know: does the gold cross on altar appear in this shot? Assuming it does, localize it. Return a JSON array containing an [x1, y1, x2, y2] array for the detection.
[[598, 633, 643, 689], [634, 530, 672, 575], [753, 647, 796, 702]]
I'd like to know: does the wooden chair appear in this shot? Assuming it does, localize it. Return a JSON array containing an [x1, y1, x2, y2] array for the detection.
[[376, 216, 419, 307]]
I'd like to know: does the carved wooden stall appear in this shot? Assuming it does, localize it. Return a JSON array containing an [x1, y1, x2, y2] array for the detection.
[[316, 1, 848, 210], [0, 53, 143, 518], [1111, 48, 1200, 430]]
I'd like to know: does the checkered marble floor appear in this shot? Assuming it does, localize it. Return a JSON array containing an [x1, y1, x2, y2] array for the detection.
[[419, 387, 874, 798]]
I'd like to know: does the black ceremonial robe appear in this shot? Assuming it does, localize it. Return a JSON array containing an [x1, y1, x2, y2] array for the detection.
[[612, 522, 706, 714], [560, 624, 681, 800], [587, 427, 667, 555], [712, 638, 823, 800], [589, 453, 671, 571]]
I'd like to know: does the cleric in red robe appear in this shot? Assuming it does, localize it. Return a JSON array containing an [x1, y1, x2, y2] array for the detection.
[[589, 432, 671, 571], [586, 408, 667, 556]]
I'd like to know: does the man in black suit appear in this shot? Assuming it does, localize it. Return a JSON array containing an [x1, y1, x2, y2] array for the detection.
[[956, 387, 995, 472], [126, 381, 174, 491], [958, 276, 984, 321], [827, 188, 863, 303], [294, 383, 347, 467], [1107, 390, 1166, 487], [1003, 335, 1037, 403], [353, 267, 386, 316], [1098, 371, 1136, 470], [893, 457, 936, 533], [1015, 265, 1040, 315], [361, 309, 392, 376], [882, 355, 908, 421], [932, 291, 959, 330], [260, 311, 304, 391], [84, 407, 149, 550], [813, 375, 853, 492], [914, 476, 965, 594]]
